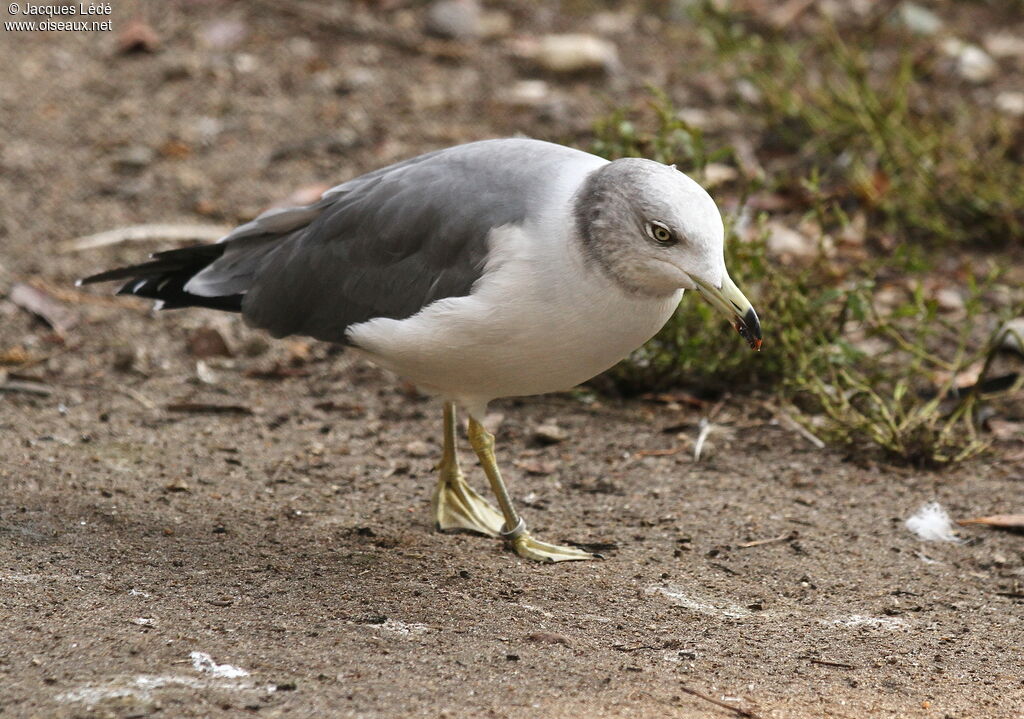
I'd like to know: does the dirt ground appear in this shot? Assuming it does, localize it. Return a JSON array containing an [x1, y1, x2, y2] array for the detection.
[[2, 2, 1023, 718]]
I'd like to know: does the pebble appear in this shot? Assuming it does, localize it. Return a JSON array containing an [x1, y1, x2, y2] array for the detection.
[[933, 287, 964, 313], [117, 17, 159, 53], [997, 317, 1024, 355], [199, 18, 249, 51], [425, 0, 482, 40], [983, 33, 1024, 60], [897, 3, 943, 36], [404, 440, 433, 457], [700, 163, 738, 188], [942, 39, 997, 83], [482, 412, 505, 434], [765, 221, 818, 261], [533, 423, 567, 445], [525, 631, 571, 645], [195, 360, 219, 385], [499, 79, 551, 107], [112, 145, 154, 172], [187, 327, 232, 358], [528, 34, 619, 74], [479, 10, 512, 38], [335, 67, 378, 94], [995, 91, 1024, 118], [589, 10, 635, 35]]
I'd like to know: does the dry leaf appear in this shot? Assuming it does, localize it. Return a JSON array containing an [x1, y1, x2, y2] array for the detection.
[[0, 346, 32, 366], [187, 327, 232, 358], [9, 282, 78, 334]]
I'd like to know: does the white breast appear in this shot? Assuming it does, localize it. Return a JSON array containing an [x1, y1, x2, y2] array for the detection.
[[347, 220, 681, 418]]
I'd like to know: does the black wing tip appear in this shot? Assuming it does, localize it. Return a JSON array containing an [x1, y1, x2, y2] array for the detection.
[[76, 243, 242, 313]]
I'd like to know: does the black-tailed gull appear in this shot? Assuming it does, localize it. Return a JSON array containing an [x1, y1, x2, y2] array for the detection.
[[80, 138, 761, 562]]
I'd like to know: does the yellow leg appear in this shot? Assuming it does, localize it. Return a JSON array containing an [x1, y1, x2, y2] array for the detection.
[[432, 402, 505, 536], [466, 416, 599, 563]]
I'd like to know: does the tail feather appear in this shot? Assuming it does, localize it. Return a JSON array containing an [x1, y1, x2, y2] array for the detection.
[[78, 243, 243, 312]]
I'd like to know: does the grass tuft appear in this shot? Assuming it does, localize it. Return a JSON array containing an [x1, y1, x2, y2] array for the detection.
[[592, 8, 1024, 466]]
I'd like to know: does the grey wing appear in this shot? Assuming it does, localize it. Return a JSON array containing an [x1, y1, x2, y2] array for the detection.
[[190, 139, 589, 343]]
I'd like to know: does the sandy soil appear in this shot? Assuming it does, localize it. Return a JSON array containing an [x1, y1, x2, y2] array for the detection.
[[2, 3, 1023, 718]]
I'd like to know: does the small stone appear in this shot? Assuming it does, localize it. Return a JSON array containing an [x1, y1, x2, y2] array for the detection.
[[187, 327, 232, 358], [942, 39, 997, 83], [404, 440, 432, 457], [934, 287, 964, 313], [995, 91, 1024, 118], [984, 33, 1024, 59], [199, 18, 248, 50], [700, 163, 738, 188], [838, 211, 868, 247], [334, 67, 378, 94], [533, 423, 567, 444], [241, 337, 270, 357], [479, 10, 512, 38], [676, 108, 712, 129], [525, 631, 570, 645], [424, 0, 482, 40], [195, 360, 219, 385], [117, 18, 160, 53], [499, 80, 551, 108], [233, 53, 259, 74], [765, 221, 818, 261], [528, 34, 619, 74], [165, 479, 190, 493], [482, 412, 505, 434], [112, 345, 140, 372], [589, 10, 635, 35], [957, 45, 997, 83], [997, 317, 1024, 355], [112, 145, 155, 172], [515, 459, 558, 475], [734, 78, 761, 104], [985, 419, 1023, 441], [896, 3, 943, 36]]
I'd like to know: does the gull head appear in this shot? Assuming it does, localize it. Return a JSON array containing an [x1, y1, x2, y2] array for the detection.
[[574, 157, 762, 350]]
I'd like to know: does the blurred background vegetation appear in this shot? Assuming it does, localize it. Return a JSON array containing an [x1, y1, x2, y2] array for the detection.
[[591, 1, 1023, 466]]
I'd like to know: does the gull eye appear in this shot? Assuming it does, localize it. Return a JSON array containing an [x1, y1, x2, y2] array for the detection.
[[647, 221, 676, 246]]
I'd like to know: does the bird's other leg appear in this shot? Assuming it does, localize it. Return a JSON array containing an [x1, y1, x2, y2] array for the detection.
[[466, 416, 599, 563], [431, 402, 505, 537]]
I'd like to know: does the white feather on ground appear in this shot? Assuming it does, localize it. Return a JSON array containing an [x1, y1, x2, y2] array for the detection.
[[905, 502, 962, 542]]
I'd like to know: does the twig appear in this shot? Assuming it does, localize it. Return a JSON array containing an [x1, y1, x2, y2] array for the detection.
[[770, 404, 826, 449], [120, 386, 157, 410], [679, 686, 764, 719], [635, 446, 683, 458], [693, 418, 712, 461], [60, 224, 230, 253], [0, 378, 53, 396], [808, 658, 858, 669], [737, 531, 797, 549], [611, 643, 659, 652]]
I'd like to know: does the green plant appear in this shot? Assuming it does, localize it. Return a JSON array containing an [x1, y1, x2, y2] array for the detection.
[[591, 77, 1022, 466], [695, 4, 1024, 249]]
